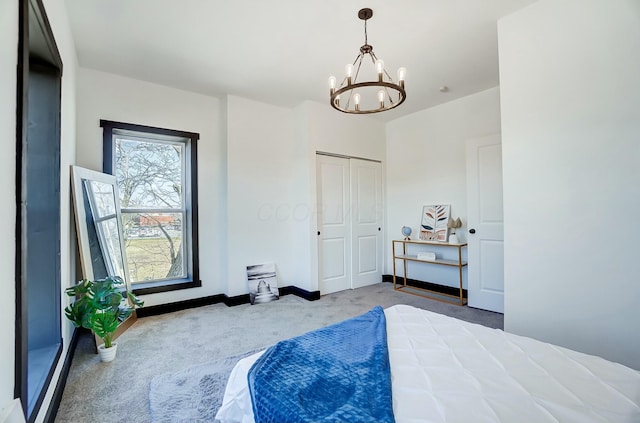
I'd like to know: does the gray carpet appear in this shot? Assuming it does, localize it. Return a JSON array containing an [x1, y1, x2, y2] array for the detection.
[[55, 282, 502, 423], [149, 348, 262, 423]]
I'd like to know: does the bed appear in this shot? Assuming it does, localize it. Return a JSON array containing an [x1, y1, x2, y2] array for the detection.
[[215, 304, 640, 423]]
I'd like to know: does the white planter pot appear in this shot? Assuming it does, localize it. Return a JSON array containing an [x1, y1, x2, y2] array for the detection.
[[98, 342, 118, 362]]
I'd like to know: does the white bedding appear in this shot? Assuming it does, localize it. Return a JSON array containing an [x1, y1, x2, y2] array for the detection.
[[215, 305, 640, 423]]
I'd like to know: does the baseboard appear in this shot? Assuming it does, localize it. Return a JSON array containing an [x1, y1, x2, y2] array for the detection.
[[136, 294, 226, 317], [223, 294, 251, 307], [43, 327, 81, 423], [136, 285, 320, 317], [382, 274, 468, 298], [279, 286, 321, 301]]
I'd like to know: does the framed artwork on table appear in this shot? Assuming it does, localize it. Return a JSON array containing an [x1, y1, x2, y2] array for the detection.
[[419, 204, 450, 241]]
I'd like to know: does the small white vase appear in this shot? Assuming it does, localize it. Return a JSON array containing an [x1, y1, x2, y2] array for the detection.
[[448, 233, 459, 244], [98, 342, 118, 362]]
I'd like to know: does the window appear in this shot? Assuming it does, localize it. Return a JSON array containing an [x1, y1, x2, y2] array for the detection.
[[100, 120, 200, 294]]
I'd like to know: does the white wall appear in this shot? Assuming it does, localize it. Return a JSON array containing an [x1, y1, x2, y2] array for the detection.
[[499, 0, 640, 369], [0, 0, 19, 412], [385, 87, 501, 286], [225, 95, 296, 296], [76, 68, 225, 306], [303, 101, 387, 161]]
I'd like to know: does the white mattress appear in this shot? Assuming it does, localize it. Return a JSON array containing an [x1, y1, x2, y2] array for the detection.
[[215, 305, 640, 423]]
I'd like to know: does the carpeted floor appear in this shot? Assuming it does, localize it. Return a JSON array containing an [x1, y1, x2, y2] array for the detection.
[[54, 282, 502, 423], [148, 348, 262, 423]]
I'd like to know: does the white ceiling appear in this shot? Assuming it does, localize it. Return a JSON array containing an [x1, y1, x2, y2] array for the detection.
[[64, 0, 537, 122]]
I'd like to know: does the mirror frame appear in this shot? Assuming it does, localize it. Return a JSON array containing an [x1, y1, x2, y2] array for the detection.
[[70, 165, 137, 343]]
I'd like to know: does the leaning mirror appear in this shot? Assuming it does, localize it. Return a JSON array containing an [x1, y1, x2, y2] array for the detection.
[[71, 165, 137, 344]]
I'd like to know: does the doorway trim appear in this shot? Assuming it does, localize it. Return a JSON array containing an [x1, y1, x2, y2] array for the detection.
[[316, 150, 382, 163], [15, 0, 64, 420]]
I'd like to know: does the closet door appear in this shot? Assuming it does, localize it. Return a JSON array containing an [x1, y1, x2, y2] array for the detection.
[[350, 159, 383, 288], [317, 155, 351, 294], [317, 155, 383, 295]]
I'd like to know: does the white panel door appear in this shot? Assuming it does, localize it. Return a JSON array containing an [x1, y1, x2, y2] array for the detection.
[[350, 159, 383, 289], [466, 135, 505, 313], [317, 155, 351, 295]]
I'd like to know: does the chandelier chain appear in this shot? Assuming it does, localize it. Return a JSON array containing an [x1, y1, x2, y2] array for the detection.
[[364, 18, 368, 45]]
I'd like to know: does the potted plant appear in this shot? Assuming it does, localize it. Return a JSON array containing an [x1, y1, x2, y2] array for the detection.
[[64, 276, 143, 362]]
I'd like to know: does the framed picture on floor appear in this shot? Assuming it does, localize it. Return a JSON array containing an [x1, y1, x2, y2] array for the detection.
[[246, 262, 280, 305]]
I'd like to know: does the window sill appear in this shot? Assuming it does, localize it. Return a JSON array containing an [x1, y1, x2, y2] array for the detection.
[[131, 278, 201, 296]]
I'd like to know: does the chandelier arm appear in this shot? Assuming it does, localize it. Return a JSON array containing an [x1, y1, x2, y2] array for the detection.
[[384, 68, 395, 82], [353, 55, 364, 84], [385, 86, 396, 105], [345, 83, 354, 109]]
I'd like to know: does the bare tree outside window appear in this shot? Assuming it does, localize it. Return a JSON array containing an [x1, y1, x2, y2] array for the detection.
[[115, 137, 187, 283]]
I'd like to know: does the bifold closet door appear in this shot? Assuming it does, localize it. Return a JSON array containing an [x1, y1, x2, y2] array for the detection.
[[317, 155, 351, 294], [350, 159, 383, 289], [317, 155, 382, 295]]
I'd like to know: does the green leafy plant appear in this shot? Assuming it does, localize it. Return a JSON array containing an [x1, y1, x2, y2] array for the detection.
[[64, 276, 144, 348]]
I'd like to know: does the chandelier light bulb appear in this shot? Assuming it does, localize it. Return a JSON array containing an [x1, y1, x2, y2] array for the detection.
[[378, 90, 385, 108], [375, 59, 385, 82], [345, 64, 354, 77], [354, 93, 361, 111], [329, 76, 337, 95], [345, 64, 354, 85], [397, 67, 407, 88]]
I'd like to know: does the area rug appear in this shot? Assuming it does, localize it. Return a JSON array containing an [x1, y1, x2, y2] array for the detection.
[[149, 348, 263, 423]]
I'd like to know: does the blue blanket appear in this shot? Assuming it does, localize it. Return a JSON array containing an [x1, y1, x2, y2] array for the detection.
[[247, 306, 394, 423]]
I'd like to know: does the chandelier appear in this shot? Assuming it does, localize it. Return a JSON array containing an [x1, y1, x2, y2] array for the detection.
[[328, 8, 406, 114]]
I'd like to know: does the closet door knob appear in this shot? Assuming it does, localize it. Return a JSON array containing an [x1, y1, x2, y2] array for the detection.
[[469, 228, 476, 234]]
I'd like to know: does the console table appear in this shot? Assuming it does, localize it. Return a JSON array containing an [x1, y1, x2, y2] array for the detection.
[[392, 239, 468, 306]]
